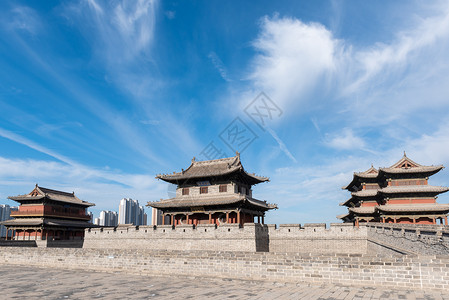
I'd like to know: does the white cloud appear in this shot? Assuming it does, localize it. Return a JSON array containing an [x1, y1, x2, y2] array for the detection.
[[249, 16, 337, 110], [345, 2, 449, 95], [243, 4, 449, 125], [324, 128, 366, 151], [0, 156, 166, 214]]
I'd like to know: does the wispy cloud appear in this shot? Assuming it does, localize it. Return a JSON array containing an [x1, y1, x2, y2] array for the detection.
[[80, 0, 158, 64], [324, 128, 366, 151], [0, 128, 77, 165], [59, 0, 200, 158], [208, 51, 232, 82], [5, 5, 43, 35], [0, 155, 165, 214]]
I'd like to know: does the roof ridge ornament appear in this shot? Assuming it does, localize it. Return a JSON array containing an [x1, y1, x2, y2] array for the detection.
[[404, 151, 407, 157], [192, 156, 196, 163]]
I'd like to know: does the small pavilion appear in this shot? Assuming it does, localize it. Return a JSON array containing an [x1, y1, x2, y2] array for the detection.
[[148, 152, 277, 226], [1, 185, 95, 240], [339, 153, 449, 225]]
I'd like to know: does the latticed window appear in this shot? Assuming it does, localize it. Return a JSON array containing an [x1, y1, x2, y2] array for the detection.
[[219, 185, 227, 192], [182, 188, 189, 195], [200, 187, 208, 194]]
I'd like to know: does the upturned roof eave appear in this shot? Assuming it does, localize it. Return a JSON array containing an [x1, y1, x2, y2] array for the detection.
[[156, 168, 269, 184], [378, 165, 444, 175]]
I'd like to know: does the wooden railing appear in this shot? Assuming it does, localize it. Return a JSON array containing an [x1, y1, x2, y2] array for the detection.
[[10, 209, 91, 220]]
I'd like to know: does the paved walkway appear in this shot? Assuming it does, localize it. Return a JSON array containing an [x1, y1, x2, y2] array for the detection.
[[1, 265, 448, 299]]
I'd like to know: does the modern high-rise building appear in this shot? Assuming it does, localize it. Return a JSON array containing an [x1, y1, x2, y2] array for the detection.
[[87, 211, 93, 223], [151, 207, 169, 225], [98, 210, 118, 227], [0, 204, 11, 238], [118, 198, 147, 225]]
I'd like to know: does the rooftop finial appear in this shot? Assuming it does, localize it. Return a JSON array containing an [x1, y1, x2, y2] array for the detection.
[[192, 156, 196, 163], [371, 163, 374, 168], [35, 183, 38, 187], [404, 151, 407, 157], [236, 151, 240, 158]]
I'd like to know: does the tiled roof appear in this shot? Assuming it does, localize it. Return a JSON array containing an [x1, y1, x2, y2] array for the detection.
[[354, 166, 378, 178], [349, 206, 376, 214], [147, 194, 277, 210], [8, 185, 95, 207], [351, 190, 379, 197], [339, 198, 355, 206], [343, 154, 445, 190], [377, 204, 449, 213], [380, 153, 443, 174], [379, 165, 443, 174], [336, 212, 350, 219], [342, 166, 378, 189], [380, 185, 449, 194], [156, 153, 269, 184]]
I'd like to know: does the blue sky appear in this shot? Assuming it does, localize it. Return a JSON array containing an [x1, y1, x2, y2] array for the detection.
[[1, 0, 449, 225]]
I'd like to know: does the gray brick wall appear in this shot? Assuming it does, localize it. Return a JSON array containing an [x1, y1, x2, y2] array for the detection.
[[84, 223, 368, 254], [0, 247, 448, 291], [366, 224, 449, 256]]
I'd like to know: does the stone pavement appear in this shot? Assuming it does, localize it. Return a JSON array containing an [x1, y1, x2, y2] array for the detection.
[[1, 265, 448, 300]]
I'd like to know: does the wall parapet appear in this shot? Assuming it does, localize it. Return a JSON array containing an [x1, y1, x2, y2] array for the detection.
[[366, 223, 449, 256], [0, 247, 448, 291]]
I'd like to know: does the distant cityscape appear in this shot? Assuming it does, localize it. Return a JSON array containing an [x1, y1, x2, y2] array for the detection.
[[0, 204, 17, 238], [93, 198, 148, 227], [0, 198, 149, 238]]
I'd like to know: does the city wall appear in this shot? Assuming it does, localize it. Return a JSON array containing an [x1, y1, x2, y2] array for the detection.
[[366, 223, 449, 256], [83, 223, 367, 254], [83, 223, 449, 256], [0, 247, 448, 291]]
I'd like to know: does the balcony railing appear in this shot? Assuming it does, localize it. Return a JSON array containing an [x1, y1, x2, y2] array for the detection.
[[10, 209, 91, 220]]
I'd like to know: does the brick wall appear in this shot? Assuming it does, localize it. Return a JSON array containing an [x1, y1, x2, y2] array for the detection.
[[366, 223, 449, 256], [83, 223, 366, 254], [268, 223, 367, 254], [0, 247, 448, 290], [83, 223, 268, 252]]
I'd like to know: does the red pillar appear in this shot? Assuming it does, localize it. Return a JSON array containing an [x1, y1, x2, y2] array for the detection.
[[226, 212, 229, 223], [171, 215, 174, 226], [445, 216, 448, 226], [237, 211, 240, 225], [209, 213, 212, 224]]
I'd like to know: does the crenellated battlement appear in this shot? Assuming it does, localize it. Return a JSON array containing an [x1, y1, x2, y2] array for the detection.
[[83, 223, 368, 254]]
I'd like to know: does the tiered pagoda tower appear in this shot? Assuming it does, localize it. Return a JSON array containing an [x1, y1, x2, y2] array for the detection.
[[1, 185, 95, 240], [339, 153, 449, 225], [148, 152, 277, 226]]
